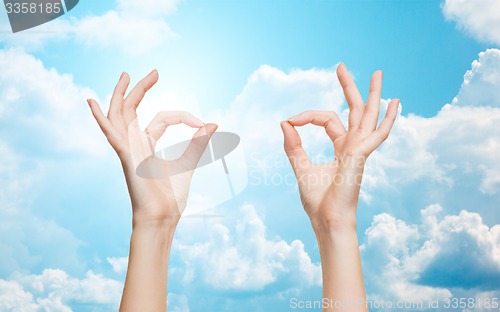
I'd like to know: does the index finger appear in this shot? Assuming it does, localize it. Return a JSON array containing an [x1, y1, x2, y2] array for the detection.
[[124, 69, 159, 110], [288, 110, 347, 143], [145, 111, 205, 143]]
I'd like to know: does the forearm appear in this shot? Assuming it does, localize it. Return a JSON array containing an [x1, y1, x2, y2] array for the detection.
[[313, 214, 367, 312], [120, 223, 175, 312]]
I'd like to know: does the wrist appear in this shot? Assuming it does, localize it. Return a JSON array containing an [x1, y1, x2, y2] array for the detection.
[[310, 209, 357, 234], [132, 213, 179, 232], [312, 219, 359, 248]]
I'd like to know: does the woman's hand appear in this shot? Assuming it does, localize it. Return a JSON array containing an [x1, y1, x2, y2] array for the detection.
[[281, 63, 399, 231], [88, 70, 216, 311], [281, 63, 399, 311], [88, 70, 217, 229]]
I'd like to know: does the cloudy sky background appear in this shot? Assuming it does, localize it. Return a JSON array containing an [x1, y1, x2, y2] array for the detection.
[[0, 0, 499, 311]]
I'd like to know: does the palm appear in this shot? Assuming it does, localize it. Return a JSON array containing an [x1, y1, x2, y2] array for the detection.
[[297, 162, 336, 217], [297, 133, 361, 217]]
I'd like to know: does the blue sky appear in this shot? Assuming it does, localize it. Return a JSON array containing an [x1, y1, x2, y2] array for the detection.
[[29, 0, 490, 116], [0, 0, 499, 311]]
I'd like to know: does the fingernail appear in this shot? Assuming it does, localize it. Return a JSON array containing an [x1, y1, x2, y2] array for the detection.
[[288, 116, 297, 121], [210, 124, 219, 136], [86, 99, 91, 106], [150, 69, 157, 75], [205, 123, 218, 134]]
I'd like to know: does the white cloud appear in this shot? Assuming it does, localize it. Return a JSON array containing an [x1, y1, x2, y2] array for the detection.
[[218, 64, 344, 151], [0, 280, 38, 312], [0, 48, 105, 156], [167, 293, 190, 312], [0, 0, 179, 54], [442, 0, 500, 45], [0, 269, 122, 311], [417, 208, 500, 289], [107, 257, 128, 274], [0, 208, 85, 277], [0, 140, 86, 276], [0, 48, 111, 276], [365, 104, 500, 195], [452, 49, 500, 107], [363, 50, 500, 196], [361, 205, 500, 303], [72, 10, 177, 55], [206, 65, 345, 190], [175, 204, 321, 291]]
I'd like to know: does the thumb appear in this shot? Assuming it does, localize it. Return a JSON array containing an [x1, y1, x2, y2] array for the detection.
[[280, 121, 310, 176], [87, 99, 111, 135], [178, 123, 218, 171]]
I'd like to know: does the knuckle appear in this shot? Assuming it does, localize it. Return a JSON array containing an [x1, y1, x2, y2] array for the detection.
[[327, 111, 338, 119], [153, 112, 165, 121], [139, 83, 148, 93]]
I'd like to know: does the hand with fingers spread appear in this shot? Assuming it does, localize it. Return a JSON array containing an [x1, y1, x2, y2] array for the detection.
[[281, 63, 399, 312], [88, 70, 217, 312]]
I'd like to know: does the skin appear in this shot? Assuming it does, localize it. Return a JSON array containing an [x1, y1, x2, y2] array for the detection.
[[281, 63, 400, 312], [88, 70, 217, 312]]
